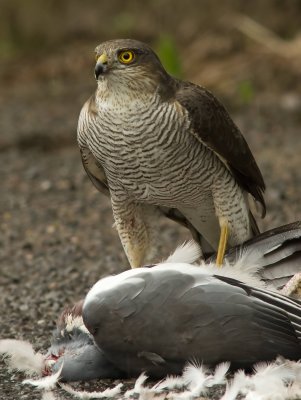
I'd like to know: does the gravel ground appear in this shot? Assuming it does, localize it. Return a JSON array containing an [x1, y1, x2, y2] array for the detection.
[[1, 62, 301, 399]]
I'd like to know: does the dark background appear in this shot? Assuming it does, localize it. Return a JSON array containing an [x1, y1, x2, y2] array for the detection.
[[1, 1, 301, 398]]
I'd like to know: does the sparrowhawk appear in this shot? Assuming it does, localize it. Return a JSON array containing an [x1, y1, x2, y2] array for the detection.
[[78, 39, 265, 268]]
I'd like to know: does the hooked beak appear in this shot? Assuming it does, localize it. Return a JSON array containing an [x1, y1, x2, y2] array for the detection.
[[95, 53, 109, 79]]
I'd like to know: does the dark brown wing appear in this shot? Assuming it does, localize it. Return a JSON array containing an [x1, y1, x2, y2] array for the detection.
[[80, 148, 109, 195], [175, 82, 266, 217]]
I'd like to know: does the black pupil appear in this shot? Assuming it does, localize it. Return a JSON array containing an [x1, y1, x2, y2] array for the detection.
[[123, 52, 130, 60]]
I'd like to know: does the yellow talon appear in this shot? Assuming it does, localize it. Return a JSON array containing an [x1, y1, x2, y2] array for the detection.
[[216, 223, 229, 267]]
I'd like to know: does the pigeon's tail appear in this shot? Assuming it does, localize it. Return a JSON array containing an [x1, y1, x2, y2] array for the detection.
[[218, 221, 301, 290]]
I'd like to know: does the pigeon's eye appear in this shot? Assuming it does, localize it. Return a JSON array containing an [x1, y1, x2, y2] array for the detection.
[[118, 50, 135, 64]]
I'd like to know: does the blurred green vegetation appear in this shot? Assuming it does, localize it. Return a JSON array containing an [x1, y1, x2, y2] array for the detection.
[[237, 80, 255, 105], [155, 35, 182, 78]]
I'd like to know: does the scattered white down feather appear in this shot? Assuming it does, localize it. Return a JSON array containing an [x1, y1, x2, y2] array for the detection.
[[131, 359, 301, 399], [207, 362, 231, 387], [60, 382, 123, 399], [221, 370, 248, 400], [124, 372, 149, 398], [176, 361, 231, 399], [23, 363, 63, 390], [151, 375, 185, 392], [247, 361, 295, 398], [121, 361, 231, 400], [165, 240, 202, 264], [119, 358, 301, 400], [41, 391, 58, 400], [0, 339, 44, 376], [182, 362, 210, 396], [167, 242, 266, 288], [220, 249, 268, 288], [287, 381, 301, 399], [2, 349, 301, 399], [220, 358, 301, 400], [283, 358, 301, 380]]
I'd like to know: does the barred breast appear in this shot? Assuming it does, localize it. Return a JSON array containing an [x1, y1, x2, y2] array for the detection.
[[80, 93, 225, 205]]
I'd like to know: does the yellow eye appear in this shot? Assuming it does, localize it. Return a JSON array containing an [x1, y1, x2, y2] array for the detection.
[[118, 50, 135, 64]]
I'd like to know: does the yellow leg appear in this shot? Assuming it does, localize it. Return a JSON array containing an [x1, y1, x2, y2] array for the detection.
[[216, 223, 229, 267], [126, 241, 146, 269], [111, 199, 149, 269]]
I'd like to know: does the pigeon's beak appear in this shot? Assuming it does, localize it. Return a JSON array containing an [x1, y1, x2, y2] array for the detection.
[[95, 53, 109, 79]]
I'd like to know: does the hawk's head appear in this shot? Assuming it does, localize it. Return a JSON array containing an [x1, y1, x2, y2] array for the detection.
[[94, 39, 172, 95]]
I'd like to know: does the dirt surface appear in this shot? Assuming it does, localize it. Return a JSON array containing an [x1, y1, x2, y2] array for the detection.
[[1, 7, 301, 399]]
